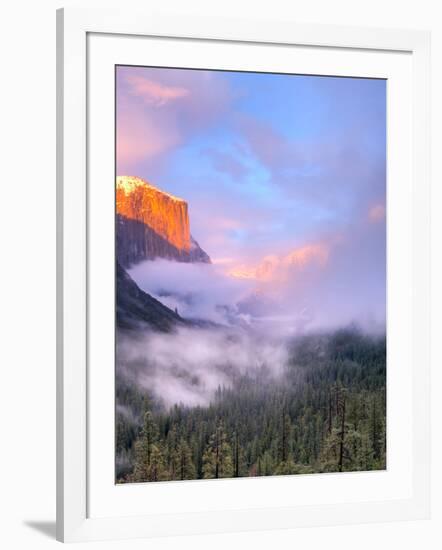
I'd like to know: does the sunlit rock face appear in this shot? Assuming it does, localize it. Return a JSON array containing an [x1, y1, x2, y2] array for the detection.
[[116, 176, 210, 266]]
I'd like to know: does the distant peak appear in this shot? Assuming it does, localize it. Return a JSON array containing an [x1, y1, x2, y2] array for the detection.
[[116, 175, 185, 203]]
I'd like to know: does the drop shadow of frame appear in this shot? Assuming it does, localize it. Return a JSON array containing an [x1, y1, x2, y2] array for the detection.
[[24, 520, 56, 539]]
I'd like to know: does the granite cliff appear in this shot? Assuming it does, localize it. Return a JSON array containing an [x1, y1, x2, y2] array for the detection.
[[116, 176, 210, 267]]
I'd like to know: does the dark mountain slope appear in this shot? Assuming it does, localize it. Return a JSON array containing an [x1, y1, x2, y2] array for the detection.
[[116, 262, 188, 332]]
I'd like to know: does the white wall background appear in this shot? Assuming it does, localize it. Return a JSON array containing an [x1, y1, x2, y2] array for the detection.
[[0, 0, 440, 548]]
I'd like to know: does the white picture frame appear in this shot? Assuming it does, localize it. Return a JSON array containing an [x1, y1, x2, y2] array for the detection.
[[56, 7, 431, 543]]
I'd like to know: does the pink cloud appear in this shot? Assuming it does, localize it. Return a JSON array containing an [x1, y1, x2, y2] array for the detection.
[[117, 104, 180, 166], [228, 242, 331, 282], [368, 203, 386, 223], [284, 243, 330, 268], [116, 67, 233, 174], [126, 75, 190, 106]]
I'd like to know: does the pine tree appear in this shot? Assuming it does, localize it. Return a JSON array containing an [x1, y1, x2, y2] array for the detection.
[[131, 411, 167, 482], [233, 431, 240, 477], [202, 422, 233, 479], [175, 438, 196, 480], [371, 397, 382, 461], [276, 408, 293, 470], [260, 450, 275, 476], [337, 388, 347, 472], [318, 387, 351, 472], [149, 444, 167, 482], [232, 430, 247, 477]]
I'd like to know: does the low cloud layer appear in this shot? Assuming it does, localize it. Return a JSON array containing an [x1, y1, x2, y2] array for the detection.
[[129, 217, 385, 335], [129, 259, 255, 325], [117, 327, 290, 407]]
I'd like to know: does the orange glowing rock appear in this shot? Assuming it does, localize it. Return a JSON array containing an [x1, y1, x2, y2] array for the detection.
[[116, 176, 210, 266], [116, 175, 191, 253]]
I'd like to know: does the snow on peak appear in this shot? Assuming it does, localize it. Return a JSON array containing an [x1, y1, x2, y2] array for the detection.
[[116, 176, 185, 203]]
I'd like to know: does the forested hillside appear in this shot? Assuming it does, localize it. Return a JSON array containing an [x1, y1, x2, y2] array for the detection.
[[116, 328, 386, 482]]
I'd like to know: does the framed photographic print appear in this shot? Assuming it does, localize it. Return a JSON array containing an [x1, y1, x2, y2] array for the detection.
[[56, 8, 431, 543]]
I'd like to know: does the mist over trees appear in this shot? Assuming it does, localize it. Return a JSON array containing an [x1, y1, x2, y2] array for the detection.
[[116, 327, 386, 482]]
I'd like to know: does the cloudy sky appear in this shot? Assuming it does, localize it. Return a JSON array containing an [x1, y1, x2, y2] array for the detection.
[[116, 66, 386, 329]]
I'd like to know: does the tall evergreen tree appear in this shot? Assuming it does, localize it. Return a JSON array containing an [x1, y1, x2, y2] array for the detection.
[[175, 438, 196, 480], [202, 422, 233, 479], [130, 411, 167, 482]]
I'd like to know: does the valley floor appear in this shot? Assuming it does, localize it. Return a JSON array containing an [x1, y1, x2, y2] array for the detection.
[[116, 327, 386, 482]]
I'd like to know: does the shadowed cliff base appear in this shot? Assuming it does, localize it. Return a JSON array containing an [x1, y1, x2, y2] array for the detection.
[[116, 261, 190, 332], [116, 214, 210, 267]]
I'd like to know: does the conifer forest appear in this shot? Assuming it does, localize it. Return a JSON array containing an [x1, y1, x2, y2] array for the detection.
[[116, 328, 386, 482]]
